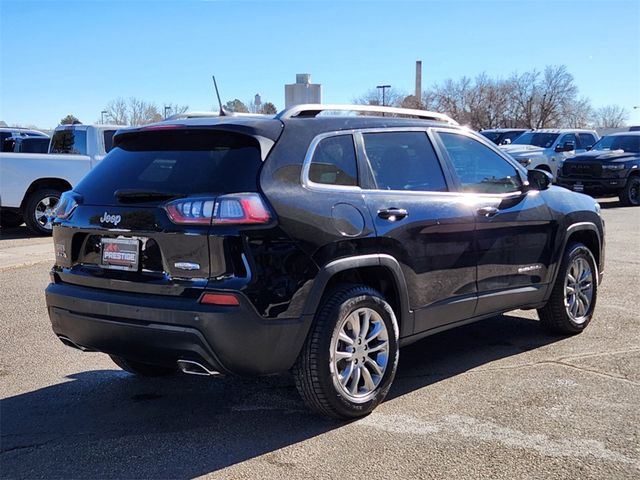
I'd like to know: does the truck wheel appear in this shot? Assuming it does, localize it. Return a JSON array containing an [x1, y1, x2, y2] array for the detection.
[[620, 175, 640, 206], [23, 189, 61, 235], [293, 285, 399, 419], [537, 242, 598, 334], [110, 355, 177, 376], [0, 210, 24, 228]]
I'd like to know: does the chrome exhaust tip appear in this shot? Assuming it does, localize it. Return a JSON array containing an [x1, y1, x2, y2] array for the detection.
[[57, 335, 90, 351], [177, 359, 221, 376]]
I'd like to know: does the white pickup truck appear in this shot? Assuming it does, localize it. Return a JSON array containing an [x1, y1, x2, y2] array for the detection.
[[0, 124, 122, 234]]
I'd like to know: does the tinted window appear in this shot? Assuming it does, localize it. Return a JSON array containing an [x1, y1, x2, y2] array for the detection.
[[512, 132, 559, 148], [363, 131, 447, 192], [480, 131, 501, 144], [103, 130, 116, 153], [20, 137, 50, 153], [75, 130, 262, 204], [578, 133, 596, 149], [501, 130, 525, 143], [0, 132, 11, 144], [50, 129, 87, 155], [309, 135, 358, 186], [591, 135, 640, 153], [558, 133, 577, 148], [438, 132, 522, 194]]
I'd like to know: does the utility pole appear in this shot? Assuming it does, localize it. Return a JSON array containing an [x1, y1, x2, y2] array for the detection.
[[376, 85, 391, 107]]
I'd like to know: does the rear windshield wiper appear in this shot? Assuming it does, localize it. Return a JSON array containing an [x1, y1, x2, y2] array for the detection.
[[114, 189, 186, 203]]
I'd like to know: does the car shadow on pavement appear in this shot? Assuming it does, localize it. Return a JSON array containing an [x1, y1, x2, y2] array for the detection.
[[0, 225, 37, 241], [1, 313, 564, 479]]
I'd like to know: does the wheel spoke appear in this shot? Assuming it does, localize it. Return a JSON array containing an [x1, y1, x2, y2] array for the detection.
[[366, 341, 388, 355], [361, 365, 375, 392], [334, 349, 353, 361], [365, 357, 383, 376], [365, 322, 383, 344], [360, 309, 371, 340], [338, 331, 354, 345], [339, 360, 355, 386], [349, 366, 361, 395], [347, 312, 360, 339]]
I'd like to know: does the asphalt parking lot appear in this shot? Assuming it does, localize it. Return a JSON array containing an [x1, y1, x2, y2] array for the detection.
[[1, 198, 638, 479]]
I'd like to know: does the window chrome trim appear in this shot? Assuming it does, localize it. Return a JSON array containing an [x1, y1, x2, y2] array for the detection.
[[301, 130, 362, 192], [301, 126, 528, 199]]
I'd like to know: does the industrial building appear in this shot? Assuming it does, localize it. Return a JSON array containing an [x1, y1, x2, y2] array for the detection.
[[285, 74, 322, 107]]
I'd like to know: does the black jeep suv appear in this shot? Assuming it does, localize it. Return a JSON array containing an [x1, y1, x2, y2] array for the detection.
[[557, 132, 640, 206], [46, 105, 605, 419]]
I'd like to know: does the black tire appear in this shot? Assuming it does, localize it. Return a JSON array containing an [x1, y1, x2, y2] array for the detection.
[[0, 210, 24, 228], [109, 355, 177, 377], [619, 175, 640, 206], [23, 188, 62, 236], [538, 242, 598, 334], [293, 285, 400, 419]]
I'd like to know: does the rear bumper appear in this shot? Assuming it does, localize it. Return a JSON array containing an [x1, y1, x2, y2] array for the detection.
[[45, 281, 311, 376], [557, 176, 627, 195]]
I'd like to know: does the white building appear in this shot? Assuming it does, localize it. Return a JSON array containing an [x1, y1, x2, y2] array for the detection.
[[285, 74, 322, 108]]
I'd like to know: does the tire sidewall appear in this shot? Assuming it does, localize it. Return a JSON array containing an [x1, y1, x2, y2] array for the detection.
[[622, 176, 640, 206], [317, 290, 399, 418]]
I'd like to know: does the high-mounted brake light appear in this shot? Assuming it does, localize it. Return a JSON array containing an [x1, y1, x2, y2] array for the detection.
[[139, 124, 186, 131], [164, 193, 271, 225]]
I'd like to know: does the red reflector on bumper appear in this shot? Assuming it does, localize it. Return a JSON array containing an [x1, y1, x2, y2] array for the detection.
[[200, 293, 240, 306]]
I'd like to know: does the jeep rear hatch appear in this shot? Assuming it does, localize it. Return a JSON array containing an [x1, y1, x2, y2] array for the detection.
[[53, 128, 273, 295]]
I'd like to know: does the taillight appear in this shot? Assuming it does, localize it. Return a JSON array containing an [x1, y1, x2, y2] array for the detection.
[[164, 193, 271, 225], [54, 191, 79, 219]]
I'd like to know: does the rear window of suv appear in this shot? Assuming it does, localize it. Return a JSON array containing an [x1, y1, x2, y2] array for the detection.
[[75, 129, 262, 204], [50, 129, 87, 155]]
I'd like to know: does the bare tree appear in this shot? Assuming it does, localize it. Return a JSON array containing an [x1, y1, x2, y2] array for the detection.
[[102, 97, 188, 126], [592, 104, 629, 128], [353, 87, 406, 108]]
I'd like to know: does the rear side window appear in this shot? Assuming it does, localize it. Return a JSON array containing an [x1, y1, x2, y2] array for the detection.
[[50, 129, 87, 155], [363, 131, 447, 192], [578, 133, 596, 149], [437, 132, 521, 194], [75, 130, 262, 204], [103, 130, 116, 153], [309, 135, 358, 186], [20, 138, 49, 153]]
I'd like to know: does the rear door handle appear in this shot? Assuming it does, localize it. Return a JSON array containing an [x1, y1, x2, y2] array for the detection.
[[378, 207, 408, 221], [477, 206, 499, 218]]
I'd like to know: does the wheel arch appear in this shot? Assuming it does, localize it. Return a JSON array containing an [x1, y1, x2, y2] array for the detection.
[[302, 254, 413, 338], [21, 178, 72, 210]]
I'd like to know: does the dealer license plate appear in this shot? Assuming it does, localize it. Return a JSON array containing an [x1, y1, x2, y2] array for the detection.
[[573, 183, 584, 192], [101, 238, 139, 271]]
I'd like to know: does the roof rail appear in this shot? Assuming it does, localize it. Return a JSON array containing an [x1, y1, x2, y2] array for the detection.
[[276, 103, 458, 125]]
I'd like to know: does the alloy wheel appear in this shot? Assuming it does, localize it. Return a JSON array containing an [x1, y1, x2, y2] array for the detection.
[[330, 307, 389, 402], [564, 256, 594, 323], [34, 196, 59, 231]]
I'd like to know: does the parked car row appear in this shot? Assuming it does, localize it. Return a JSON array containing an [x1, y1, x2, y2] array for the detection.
[[0, 124, 120, 233]]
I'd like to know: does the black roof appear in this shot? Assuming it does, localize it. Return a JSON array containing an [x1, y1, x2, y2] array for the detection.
[[114, 114, 456, 143]]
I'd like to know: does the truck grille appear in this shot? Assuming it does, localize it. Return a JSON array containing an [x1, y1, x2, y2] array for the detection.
[[563, 162, 601, 177]]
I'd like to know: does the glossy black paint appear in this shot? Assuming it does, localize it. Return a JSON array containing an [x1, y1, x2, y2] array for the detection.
[[47, 115, 606, 375]]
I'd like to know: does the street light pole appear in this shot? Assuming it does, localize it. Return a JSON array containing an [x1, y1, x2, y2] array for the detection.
[[376, 84, 391, 107], [101, 110, 107, 124]]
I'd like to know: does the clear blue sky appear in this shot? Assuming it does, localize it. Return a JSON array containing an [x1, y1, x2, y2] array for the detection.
[[1, 0, 639, 128]]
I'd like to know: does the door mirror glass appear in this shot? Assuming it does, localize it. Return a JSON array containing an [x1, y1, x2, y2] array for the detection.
[[527, 169, 552, 190], [500, 138, 512, 145]]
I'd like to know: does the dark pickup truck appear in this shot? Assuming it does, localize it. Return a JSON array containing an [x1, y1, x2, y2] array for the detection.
[[557, 132, 640, 206]]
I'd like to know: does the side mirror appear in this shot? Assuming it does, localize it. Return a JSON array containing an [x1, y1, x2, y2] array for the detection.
[[527, 169, 553, 191], [500, 138, 512, 145], [555, 142, 575, 152], [585, 145, 593, 151]]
